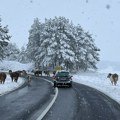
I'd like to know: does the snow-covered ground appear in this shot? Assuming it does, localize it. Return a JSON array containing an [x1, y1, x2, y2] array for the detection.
[[0, 60, 120, 104], [0, 75, 24, 96], [0, 60, 34, 95], [0, 60, 34, 72]]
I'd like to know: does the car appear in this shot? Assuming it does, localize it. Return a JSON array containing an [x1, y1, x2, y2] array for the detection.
[[53, 71, 72, 87]]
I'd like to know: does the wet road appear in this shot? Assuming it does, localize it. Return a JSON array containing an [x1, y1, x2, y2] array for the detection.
[[0, 76, 120, 120], [43, 81, 120, 120], [0, 76, 54, 120]]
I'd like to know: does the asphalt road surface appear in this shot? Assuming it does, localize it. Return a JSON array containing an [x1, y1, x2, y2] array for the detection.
[[0, 76, 120, 120], [43, 81, 120, 120], [0, 76, 54, 120]]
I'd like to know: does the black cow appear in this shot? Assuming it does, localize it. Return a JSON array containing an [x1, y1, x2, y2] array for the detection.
[[44, 71, 50, 76], [34, 70, 42, 76]]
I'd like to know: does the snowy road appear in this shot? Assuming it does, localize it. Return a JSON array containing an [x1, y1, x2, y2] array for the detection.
[[43, 81, 120, 120], [73, 83, 120, 120], [0, 76, 120, 120], [0, 76, 54, 120]]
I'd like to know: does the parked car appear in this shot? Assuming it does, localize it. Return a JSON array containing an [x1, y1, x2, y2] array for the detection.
[[53, 71, 72, 87]]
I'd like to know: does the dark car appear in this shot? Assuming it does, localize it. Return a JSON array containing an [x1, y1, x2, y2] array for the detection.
[[53, 71, 72, 87]]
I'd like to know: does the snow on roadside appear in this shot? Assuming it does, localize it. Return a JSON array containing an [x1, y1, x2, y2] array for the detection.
[[0, 74, 25, 95], [1, 60, 120, 105], [0, 60, 34, 72], [73, 71, 120, 104], [0, 60, 33, 96]]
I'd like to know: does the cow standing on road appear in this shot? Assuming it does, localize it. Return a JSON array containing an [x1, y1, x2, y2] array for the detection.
[[44, 71, 50, 76], [27, 75, 32, 83], [34, 70, 42, 76]]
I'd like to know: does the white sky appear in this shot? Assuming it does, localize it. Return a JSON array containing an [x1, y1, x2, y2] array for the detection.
[[0, 0, 120, 61], [0, 60, 120, 104]]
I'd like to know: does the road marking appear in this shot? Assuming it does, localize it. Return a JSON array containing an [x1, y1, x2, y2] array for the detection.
[[36, 78, 58, 120]]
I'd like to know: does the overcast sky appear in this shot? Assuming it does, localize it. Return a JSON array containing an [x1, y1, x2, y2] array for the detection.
[[0, 0, 120, 62]]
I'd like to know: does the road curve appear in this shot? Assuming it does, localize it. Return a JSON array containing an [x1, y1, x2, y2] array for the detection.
[[0, 76, 54, 120], [0, 76, 120, 120], [43, 80, 120, 120]]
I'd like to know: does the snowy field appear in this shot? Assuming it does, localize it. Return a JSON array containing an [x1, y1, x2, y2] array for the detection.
[[73, 71, 120, 104], [0, 60, 120, 104], [0, 60, 33, 95], [73, 61, 120, 104]]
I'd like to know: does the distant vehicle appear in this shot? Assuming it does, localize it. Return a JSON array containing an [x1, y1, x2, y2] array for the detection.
[[53, 71, 72, 87]]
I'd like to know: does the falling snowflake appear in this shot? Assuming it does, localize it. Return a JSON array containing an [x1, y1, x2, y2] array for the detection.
[[106, 4, 111, 10], [82, 11, 84, 14], [86, 0, 88, 3], [30, 0, 33, 3]]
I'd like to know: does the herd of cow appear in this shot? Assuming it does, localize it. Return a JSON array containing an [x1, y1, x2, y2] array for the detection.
[[0, 70, 56, 84], [0, 70, 27, 84], [0, 70, 119, 86]]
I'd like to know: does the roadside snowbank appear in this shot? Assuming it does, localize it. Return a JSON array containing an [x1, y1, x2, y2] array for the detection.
[[0, 75, 24, 95]]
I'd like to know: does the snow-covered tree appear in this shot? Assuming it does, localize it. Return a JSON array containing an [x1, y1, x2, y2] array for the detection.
[[27, 18, 44, 68], [18, 46, 29, 63], [26, 16, 100, 71], [83, 32, 100, 70], [0, 18, 11, 61], [4, 43, 20, 61]]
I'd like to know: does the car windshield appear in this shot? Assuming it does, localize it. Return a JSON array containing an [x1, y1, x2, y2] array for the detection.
[[56, 72, 69, 77]]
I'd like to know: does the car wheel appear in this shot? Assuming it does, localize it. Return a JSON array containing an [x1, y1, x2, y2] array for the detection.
[[69, 83, 72, 87], [54, 82, 57, 87]]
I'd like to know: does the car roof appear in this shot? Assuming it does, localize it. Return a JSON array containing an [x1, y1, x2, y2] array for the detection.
[[57, 70, 69, 73]]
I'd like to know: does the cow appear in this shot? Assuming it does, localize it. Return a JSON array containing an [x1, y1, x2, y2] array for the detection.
[[34, 70, 42, 76], [9, 70, 20, 82], [16, 70, 23, 76], [21, 70, 27, 77], [52, 71, 56, 79], [0, 72, 7, 84], [27, 75, 32, 83], [53, 71, 56, 75], [107, 73, 119, 85], [44, 71, 50, 76]]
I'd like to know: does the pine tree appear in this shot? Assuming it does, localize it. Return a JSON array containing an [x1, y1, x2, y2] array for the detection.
[[4, 43, 20, 61], [0, 18, 11, 61], [27, 18, 43, 68], [18, 46, 29, 63], [26, 16, 100, 71]]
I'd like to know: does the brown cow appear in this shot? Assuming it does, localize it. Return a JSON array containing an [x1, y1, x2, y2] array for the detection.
[[9, 70, 20, 82], [27, 75, 32, 83], [107, 73, 119, 85], [0, 72, 7, 84]]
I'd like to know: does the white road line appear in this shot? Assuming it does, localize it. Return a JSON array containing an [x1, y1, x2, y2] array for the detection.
[[36, 78, 58, 120]]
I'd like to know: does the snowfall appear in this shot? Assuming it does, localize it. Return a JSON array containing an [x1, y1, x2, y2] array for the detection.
[[0, 60, 120, 104]]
